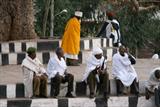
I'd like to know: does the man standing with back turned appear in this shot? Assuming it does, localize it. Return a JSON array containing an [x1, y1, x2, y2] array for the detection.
[[61, 11, 83, 66]]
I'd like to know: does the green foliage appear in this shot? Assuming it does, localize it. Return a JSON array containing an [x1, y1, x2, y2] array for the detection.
[[34, 0, 160, 52], [34, 0, 45, 37], [34, 0, 103, 37], [141, 18, 160, 49], [117, 5, 160, 51], [34, 0, 73, 37], [81, 21, 102, 37], [54, 0, 72, 37]]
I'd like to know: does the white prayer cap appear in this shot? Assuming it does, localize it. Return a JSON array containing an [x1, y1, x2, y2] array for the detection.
[[112, 19, 119, 25], [92, 47, 103, 55], [75, 11, 83, 17]]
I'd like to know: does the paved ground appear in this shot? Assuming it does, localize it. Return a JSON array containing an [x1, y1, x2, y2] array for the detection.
[[0, 59, 160, 84]]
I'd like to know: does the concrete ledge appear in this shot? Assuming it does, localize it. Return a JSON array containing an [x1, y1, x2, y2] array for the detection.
[[0, 97, 157, 107], [0, 80, 147, 99], [0, 38, 115, 65], [110, 80, 147, 95], [0, 38, 112, 53], [0, 48, 117, 65]]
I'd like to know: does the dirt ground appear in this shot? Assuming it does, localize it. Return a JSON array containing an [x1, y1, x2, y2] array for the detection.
[[0, 59, 160, 84]]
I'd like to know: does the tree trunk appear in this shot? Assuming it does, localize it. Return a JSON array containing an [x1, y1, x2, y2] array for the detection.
[[131, 0, 139, 11], [0, 0, 37, 41], [50, 0, 54, 37], [42, 0, 51, 37]]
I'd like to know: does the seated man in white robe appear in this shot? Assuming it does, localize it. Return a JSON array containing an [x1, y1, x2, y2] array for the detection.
[[21, 47, 48, 98], [82, 47, 109, 99], [152, 50, 160, 60], [145, 67, 160, 104], [112, 45, 139, 96], [152, 54, 159, 60], [47, 47, 74, 98]]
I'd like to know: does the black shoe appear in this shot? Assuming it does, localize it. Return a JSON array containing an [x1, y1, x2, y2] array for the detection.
[[117, 91, 123, 96], [66, 59, 80, 66], [53, 93, 58, 98], [32, 95, 39, 98], [50, 94, 58, 98], [67, 62, 79, 66], [103, 92, 109, 100], [89, 93, 95, 99], [40, 95, 48, 98], [145, 92, 150, 100], [130, 91, 139, 97], [135, 92, 140, 97], [65, 92, 75, 98]]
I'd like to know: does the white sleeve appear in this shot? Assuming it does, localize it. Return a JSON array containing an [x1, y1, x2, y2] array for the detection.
[[103, 59, 107, 69], [35, 58, 47, 74], [47, 58, 58, 78]]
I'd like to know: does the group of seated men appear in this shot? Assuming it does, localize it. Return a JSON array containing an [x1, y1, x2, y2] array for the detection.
[[21, 47, 74, 98], [21, 46, 160, 103]]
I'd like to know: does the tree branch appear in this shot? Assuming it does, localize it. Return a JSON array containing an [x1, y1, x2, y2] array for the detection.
[[131, 0, 156, 12]]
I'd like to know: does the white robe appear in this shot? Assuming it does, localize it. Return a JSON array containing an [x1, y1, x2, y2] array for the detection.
[[47, 54, 67, 79], [111, 19, 121, 44], [22, 66, 33, 98], [112, 52, 138, 86], [82, 55, 107, 82], [152, 54, 159, 60], [106, 19, 121, 44], [21, 56, 46, 98], [106, 20, 112, 38], [146, 67, 160, 92]]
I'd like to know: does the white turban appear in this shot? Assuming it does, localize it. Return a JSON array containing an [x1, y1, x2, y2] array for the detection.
[[75, 11, 83, 17], [112, 19, 119, 26], [92, 47, 103, 55]]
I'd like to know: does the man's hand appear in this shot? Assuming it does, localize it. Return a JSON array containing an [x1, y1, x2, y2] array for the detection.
[[125, 47, 129, 54], [101, 55, 107, 70], [97, 69, 103, 74], [56, 72, 59, 77], [95, 66, 100, 71], [43, 73, 48, 77], [93, 66, 101, 74], [64, 70, 68, 75]]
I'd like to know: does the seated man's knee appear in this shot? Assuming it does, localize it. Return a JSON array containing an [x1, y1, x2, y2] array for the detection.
[[116, 79, 124, 93], [34, 76, 40, 83], [116, 79, 122, 84], [42, 75, 47, 79], [54, 75, 62, 82], [155, 88, 158, 93], [103, 72, 109, 79], [68, 73, 74, 80], [88, 72, 95, 78], [41, 75, 48, 82]]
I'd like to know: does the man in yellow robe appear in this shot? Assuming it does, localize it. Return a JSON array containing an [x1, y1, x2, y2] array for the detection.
[[61, 11, 83, 66]]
